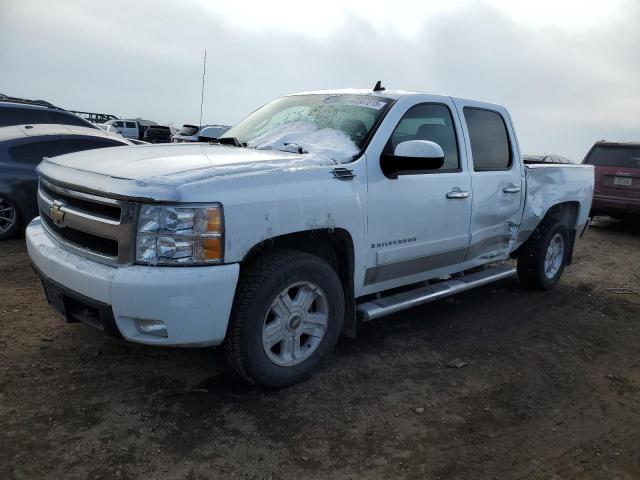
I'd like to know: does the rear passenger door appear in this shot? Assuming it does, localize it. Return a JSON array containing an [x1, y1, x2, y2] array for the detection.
[[124, 121, 138, 139], [454, 100, 524, 264]]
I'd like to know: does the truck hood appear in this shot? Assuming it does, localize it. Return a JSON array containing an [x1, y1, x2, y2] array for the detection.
[[37, 143, 337, 201]]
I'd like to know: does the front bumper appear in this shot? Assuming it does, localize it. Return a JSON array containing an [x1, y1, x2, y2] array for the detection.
[[26, 218, 240, 347]]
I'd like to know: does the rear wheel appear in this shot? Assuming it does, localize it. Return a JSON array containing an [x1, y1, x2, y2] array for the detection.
[[517, 219, 569, 290], [0, 197, 20, 240], [224, 250, 345, 388]]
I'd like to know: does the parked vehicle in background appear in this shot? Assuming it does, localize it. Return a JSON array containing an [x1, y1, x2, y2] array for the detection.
[[523, 153, 574, 164], [97, 123, 120, 134], [104, 119, 144, 140], [171, 124, 230, 143], [0, 101, 97, 130], [584, 141, 640, 218], [0, 124, 133, 239], [26, 86, 594, 387], [143, 125, 172, 143]]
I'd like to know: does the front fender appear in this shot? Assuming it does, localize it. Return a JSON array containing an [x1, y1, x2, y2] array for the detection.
[[177, 158, 369, 295]]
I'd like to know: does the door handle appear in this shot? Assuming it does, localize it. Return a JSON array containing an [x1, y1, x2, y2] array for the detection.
[[446, 190, 470, 199], [503, 185, 521, 194]]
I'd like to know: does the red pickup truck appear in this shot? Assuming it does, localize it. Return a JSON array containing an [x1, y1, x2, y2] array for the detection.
[[584, 141, 640, 219]]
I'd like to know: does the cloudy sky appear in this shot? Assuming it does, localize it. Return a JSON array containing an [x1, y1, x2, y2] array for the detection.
[[1, 0, 638, 160]]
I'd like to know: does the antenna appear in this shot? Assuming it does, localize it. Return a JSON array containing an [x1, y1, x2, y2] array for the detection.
[[373, 80, 385, 92], [199, 50, 207, 127]]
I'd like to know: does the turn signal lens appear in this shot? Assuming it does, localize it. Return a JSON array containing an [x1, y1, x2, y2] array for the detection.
[[203, 238, 223, 260], [205, 208, 222, 232]]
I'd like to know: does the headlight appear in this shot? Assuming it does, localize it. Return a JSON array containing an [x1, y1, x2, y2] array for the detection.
[[136, 204, 223, 265]]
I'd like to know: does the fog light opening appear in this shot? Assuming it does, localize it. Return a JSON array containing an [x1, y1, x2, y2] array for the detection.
[[134, 319, 168, 338]]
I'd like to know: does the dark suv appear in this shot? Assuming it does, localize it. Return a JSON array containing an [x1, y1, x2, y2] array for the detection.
[[0, 101, 98, 130], [143, 125, 172, 143], [0, 124, 133, 239], [584, 141, 640, 219]]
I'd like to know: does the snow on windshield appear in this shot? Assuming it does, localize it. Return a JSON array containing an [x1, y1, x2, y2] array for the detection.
[[247, 122, 359, 164]]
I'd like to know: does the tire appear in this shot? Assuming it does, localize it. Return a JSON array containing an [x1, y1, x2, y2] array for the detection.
[[224, 250, 345, 388], [517, 218, 569, 290], [0, 197, 20, 241]]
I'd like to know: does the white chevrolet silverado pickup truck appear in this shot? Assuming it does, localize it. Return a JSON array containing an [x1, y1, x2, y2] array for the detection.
[[26, 86, 594, 387]]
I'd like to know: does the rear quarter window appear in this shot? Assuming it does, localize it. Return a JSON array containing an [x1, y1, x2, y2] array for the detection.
[[60, 136, 127, 154], [8, 139, 63, 164], [46, 111, 94, 128]]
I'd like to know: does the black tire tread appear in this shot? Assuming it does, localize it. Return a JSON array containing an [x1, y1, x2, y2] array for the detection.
[[517, 217, 566, 290], [223, 249, 333, 384]]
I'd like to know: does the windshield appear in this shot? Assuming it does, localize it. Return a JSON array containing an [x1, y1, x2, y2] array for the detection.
[[585, 146, 640, 168], [179, 125, 199, 136], [221, 94, 393, 163]]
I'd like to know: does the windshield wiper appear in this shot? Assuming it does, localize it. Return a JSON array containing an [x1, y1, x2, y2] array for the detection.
[[217, 137, 244, 147]]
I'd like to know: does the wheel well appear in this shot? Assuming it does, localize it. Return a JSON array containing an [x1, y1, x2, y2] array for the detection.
[[513, 201, 580, 264], [544, 201, 580, 230], [241, 229, 357, 338]]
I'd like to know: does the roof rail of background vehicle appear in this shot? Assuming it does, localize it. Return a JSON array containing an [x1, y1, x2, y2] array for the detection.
[[0, 93, 62, 108], [0, 124, 135, 143], [594, 140, 640, 147]]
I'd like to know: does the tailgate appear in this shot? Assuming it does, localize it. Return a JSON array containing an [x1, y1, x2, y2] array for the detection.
[[596, 166, 640, 198]]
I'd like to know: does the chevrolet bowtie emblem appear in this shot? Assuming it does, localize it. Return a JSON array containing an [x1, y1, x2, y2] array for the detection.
[[49, 201, 65, 226]]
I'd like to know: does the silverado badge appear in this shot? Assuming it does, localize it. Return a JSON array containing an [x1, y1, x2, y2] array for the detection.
[[49, 201, 65, 227]]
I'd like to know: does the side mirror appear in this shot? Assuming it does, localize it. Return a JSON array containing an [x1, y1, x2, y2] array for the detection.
[[381, 140, 445, 178]]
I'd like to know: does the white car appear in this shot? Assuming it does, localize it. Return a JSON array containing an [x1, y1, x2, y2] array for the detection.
[[172, 124, 230, 143], [27, 86, 594, 387], [104, 119, 141, 140]]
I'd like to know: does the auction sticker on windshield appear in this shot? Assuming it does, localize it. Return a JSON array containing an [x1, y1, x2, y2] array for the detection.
[[323, 95, 388, 110]]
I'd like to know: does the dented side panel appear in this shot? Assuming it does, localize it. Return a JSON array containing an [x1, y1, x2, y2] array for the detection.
[[517, 164, 594, 247]]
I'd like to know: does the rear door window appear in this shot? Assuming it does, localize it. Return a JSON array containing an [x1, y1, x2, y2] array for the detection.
[[0, 106, 50, 127], [464, 108, 512, 171], [584, 146, 640, 168], [8, 138, 64, 164], [125, 121, 136, 129], [179, 125, 200, 136]]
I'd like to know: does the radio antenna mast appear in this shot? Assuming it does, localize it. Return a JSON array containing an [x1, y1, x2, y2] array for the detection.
[[199, 50, 207, 127]]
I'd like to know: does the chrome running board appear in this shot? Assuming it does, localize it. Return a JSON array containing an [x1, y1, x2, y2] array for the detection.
[[356, 265, 516, 322]]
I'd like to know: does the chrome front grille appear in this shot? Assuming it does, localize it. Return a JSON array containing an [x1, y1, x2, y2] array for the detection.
[[37, 178, 137, 266]]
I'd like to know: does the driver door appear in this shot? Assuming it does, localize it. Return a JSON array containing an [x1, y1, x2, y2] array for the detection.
[[363, 96, 472, 293]]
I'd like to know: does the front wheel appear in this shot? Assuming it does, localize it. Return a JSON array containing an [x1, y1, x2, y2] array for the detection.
[[517, 219, 569, 290], [0, 197, 20, 240], [224, 250, 345, 388]]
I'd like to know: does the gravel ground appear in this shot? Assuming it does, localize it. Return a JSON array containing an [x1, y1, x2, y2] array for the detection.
[[1, 217, 639, 479]]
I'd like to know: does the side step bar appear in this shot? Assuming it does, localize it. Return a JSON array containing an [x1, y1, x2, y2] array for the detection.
[[356, 265, 517, 322]]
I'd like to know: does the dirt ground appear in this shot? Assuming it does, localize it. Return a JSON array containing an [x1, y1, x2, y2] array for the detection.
[[1, 217, 639, 480]]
